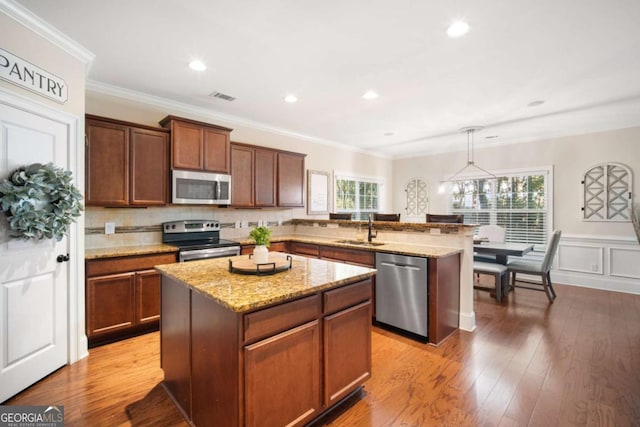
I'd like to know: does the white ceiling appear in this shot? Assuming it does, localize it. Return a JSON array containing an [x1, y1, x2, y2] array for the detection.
[[16, 0, 640, 158]]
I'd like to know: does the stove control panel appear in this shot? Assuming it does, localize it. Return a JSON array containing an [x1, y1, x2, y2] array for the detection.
[[163, 219, 221, 233]]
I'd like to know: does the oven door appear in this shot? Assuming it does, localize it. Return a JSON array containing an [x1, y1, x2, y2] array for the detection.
[[179, 246, 240, 262]]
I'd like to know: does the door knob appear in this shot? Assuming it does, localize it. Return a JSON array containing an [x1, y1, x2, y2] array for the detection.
[[57, 253, 70, 263]]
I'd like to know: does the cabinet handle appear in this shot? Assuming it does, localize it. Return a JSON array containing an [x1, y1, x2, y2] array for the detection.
[[57, 253, 70, 263]]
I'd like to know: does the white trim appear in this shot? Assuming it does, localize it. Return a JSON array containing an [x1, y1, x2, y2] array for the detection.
[[0, 0, 95, 72], [87, 80, 390, 159], [557, 243, 604, 274], [0, 86, 88, 362], [458, 310, 476, 332], [609, 247, 640, 279], [549, 234, 640, 295]]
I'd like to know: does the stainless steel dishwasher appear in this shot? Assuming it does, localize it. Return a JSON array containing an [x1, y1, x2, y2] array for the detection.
[[375, 252, 428, 338]]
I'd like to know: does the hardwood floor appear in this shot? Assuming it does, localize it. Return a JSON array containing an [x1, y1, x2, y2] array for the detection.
[[5, 282, 640, 426]]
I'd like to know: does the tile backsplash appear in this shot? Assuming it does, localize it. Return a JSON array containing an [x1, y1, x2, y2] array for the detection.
[[85, 206, 302, 249]]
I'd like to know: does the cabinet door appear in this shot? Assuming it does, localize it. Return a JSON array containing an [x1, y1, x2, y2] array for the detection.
[[86, 119, 129, 206], [254, 148, 277, 207], [172, 120, 203, 170], [136, 269, 161, 324], [244, 321, 321, 427], [203, 128, 230, 173], [130, 127, 168, 205], [324, 301, 371, 406], [277, 152, 305, 207], [230, 144, 255, 207], [86, 272, 135, 337]]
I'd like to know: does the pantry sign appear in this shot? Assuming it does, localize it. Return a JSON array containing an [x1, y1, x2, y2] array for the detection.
[[0, 48, 67, 103]]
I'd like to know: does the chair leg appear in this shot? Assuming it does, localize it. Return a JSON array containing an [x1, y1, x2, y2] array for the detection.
[[495, 272, 502, 303], [541, 273, 554, 303], [547, 272, 557, 298], [510, 271, 516, 292]]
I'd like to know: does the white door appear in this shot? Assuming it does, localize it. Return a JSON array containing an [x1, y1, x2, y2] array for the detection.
[[0, 102, 70, 403]]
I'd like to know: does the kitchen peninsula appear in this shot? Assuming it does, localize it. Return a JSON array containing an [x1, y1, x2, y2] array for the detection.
[[155, 253, 376, 427]]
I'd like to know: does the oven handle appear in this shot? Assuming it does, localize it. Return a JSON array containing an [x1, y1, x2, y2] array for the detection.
[[180, 246, 241, 262]]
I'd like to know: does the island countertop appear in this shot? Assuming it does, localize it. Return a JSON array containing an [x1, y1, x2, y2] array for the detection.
[[155, 252, 376, 312]]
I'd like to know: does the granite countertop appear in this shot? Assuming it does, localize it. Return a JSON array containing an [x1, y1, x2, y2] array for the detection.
[[240, 235, 462, 258], [85, 236, 461, 260], [85, 244, 178, 260], [155, 252, 376, 312]]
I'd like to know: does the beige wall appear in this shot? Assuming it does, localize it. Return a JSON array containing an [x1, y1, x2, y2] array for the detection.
[[0, 12, 86, 115], [392, 127, 640, 238]]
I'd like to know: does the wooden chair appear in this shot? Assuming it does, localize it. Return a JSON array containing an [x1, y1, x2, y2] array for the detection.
[[507, 230, 562, 303], [426, 214, 464, 223], [373, 213, 400, 222], [329, 213, 352, 220], [473, 261, 508, 302]]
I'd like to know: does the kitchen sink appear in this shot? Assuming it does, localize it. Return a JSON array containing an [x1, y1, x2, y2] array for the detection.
[[335, 239, 386, 247]]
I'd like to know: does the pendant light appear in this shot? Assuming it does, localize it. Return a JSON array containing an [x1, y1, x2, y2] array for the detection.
[[439, 126, 496, 192]]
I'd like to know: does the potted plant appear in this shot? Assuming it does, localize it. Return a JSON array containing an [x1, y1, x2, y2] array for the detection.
[[249, 225, 271, 264]]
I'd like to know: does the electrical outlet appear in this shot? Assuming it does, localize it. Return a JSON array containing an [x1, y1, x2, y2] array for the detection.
[[105, 222, 115, 235], [235, 221, 241, 229], [591, 264, 599, 272], [278, 219, 283, 226]]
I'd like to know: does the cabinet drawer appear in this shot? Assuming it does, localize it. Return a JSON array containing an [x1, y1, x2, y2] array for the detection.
[[319, 246, 375, 267], [244, 295, 320, 344], [289, 242, 319, 257], [86, 252, 177, 277], [324, 279, 372, 315]]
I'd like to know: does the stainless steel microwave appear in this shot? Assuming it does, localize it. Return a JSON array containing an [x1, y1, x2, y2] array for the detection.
[[172, 170, 231, 205]]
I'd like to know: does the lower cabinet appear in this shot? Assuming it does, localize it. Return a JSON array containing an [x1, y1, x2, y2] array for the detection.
[[244, 321, 321, 427], [240, 241, 288, 255], [86, 252, 176, 346], [162, 275, 372, 427]]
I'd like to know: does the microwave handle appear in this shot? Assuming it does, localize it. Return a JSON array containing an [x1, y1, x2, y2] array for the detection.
[[217, 181, 221, 200]]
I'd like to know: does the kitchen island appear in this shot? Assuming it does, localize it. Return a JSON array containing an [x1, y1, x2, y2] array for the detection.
[[155, 253, 376, 427]]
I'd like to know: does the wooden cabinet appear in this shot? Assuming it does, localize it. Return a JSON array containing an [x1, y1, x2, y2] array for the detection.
[[230, 142, 278, 208], [162, 274, 371, 427], [230, 143, 255, 207], [86, 252, 176, 346], [231, 142, 305, 208], [323, 281, 372, 406], [86, 115, 169, 206], [277, 151, 305, 207], [240, 241, 288, 255], [160, 115, 232, 173]]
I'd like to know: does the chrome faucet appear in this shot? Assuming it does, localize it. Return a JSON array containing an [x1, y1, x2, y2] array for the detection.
[[367, 214, 377, 243]]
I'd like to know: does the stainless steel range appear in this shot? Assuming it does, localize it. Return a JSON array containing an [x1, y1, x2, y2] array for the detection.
[[162, 219, 241, 262]]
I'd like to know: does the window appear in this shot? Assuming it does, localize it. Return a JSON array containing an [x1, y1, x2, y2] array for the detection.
[[334, 174, 383, 220], [450, 168, 551, 248]]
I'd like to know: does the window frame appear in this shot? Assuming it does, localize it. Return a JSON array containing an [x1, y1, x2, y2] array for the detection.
[[333, 172, 385, 220], [448, 166, 554, 251]]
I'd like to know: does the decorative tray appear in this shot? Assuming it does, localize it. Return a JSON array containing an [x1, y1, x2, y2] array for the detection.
[[228, 254, 293, 276]]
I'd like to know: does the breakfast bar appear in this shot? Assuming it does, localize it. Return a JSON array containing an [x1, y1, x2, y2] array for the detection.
[[155, 253, 376, 427]]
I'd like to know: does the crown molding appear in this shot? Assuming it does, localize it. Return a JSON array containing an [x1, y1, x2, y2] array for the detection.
[[86, 80, 390, 159], [0, 0, 95, 71]]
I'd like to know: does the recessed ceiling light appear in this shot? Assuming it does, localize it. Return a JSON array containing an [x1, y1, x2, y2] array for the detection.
[[284, 94, 298, 103], [362, 90, 379, 100], [384, 132, 394, 136], [189, 60, 207, 71], [528, 100, 545, 107], [446, 20, 470, 38], [485, 135, 499, 139]]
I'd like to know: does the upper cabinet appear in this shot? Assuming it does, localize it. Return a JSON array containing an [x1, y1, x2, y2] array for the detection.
[[86, 115, 169, 207], [159, 115, 232, 174], [230, 142, 305, 208], [277, 151, 306, 207]]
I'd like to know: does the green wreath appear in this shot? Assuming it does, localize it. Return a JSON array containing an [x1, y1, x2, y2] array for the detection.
[[0, 163, 84, 241]]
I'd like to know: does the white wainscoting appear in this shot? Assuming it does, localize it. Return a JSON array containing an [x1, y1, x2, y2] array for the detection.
[[553, 234, 640, 295]]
